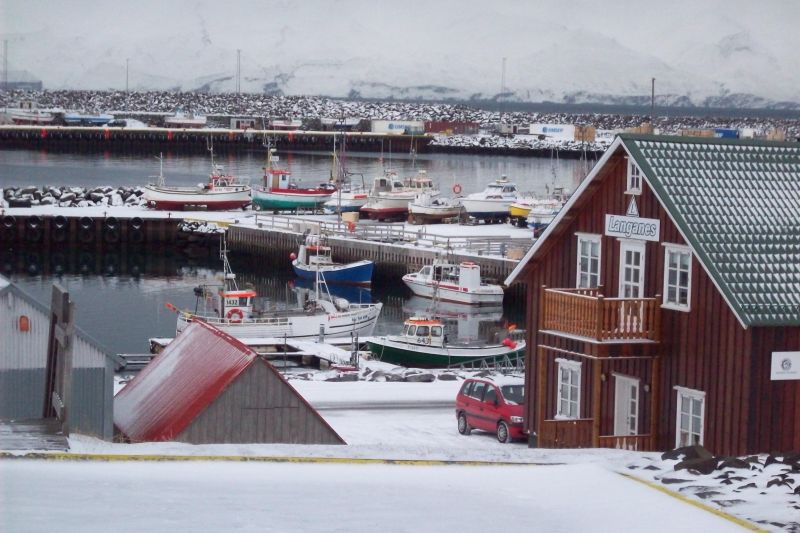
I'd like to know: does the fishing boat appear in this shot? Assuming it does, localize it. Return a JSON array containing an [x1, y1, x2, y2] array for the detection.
[[408, 190, 463, 224], [365, 316, 525, 368], [402, 260, 504, 305], [142, 148, 251, 211], [323, 135, 370, 214], [460, 177, 519, 223], [63, 112, 115, 126], [9, 101, 57, 125], [360, 170, 440, 221], [167, 238, 383, 340], [164, 110, 207, 128], [292, 234, 374, 286], [252, 141, 335, 212]]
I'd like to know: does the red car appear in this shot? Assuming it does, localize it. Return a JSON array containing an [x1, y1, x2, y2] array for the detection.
[[455, 376, 525, 443]]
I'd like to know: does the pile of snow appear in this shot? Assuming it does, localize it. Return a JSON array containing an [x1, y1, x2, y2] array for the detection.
[[626, 446, 800, 532], [3, 185, 147, 208], [177, 220, 225, 234], [431, 133, 610, 153]]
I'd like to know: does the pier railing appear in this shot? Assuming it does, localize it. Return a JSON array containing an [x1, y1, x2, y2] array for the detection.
[[252, 213, 532, 259]]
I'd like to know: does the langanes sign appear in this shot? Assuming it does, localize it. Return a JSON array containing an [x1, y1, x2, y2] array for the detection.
[[605, 214, 660, 242]]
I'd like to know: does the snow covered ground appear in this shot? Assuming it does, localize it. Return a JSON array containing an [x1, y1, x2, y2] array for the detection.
[[3, 370, 795, 531]]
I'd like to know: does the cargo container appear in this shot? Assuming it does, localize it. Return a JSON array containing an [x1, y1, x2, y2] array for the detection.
[[424, 121, 480, 135], [714, 128, 739, 139], [530, 123, 576, 141], [371, 120, 425, 135], [231, 117, 258, 129]]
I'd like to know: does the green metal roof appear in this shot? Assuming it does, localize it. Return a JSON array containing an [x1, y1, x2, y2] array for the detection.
[[620, 134, 800, 327]]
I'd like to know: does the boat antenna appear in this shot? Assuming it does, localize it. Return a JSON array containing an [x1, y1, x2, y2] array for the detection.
[[219, 234, 238, 291]]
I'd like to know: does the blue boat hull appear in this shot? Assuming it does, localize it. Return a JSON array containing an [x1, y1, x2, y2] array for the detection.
[[292, 260, 374, 286]]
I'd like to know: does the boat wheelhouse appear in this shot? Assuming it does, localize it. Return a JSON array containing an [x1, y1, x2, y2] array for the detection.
[[461, 177, 518, 222]]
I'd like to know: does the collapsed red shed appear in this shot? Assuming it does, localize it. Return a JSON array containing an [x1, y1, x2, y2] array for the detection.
[[114, 321, 345, 445]]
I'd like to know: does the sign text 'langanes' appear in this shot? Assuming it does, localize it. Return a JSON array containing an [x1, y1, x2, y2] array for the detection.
[[605, 214, 660, 241]]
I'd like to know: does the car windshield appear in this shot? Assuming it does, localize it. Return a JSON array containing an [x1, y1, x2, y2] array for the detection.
[[501, 385, 524, 405]]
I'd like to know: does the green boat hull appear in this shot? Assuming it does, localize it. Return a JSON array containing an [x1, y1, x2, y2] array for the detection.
[[252, 192, 330, 211], [366, 339, 525, 368]]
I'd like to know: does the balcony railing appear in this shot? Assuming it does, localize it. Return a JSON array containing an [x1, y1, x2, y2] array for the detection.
[[540, 287, 661, 342]]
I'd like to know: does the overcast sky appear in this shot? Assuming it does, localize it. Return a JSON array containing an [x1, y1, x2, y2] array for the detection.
[[2, 0, 799, 103]]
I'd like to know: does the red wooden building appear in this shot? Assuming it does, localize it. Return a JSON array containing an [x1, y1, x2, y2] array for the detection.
[[114, 321, 345, 445], [506, 134, 800, 456]]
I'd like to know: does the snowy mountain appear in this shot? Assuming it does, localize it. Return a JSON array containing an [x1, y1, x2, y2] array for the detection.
[[2, 0, 799, 108]]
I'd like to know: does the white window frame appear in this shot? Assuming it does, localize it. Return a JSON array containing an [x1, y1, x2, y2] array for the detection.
[[662, 244, 692, 312], [575, 233, 602, 289], [627, 159, 643, 194], [674, 386, 705, 448], [555, 358, 582, 420], [618, 240, 646, 298]]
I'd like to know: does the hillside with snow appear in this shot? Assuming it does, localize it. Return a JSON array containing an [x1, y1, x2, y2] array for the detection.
[[2, 0, 799, 108]]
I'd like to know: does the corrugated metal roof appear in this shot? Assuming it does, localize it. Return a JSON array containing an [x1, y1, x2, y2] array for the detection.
[[114, 321, 257, 442], [622, 134, 800, 326]]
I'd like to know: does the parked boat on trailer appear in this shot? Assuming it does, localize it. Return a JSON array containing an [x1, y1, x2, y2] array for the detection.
[[143, 147, 251, 211], [252, 141, 335, 212], [366, 316, 525, 368], [360, 169, 440, 221], [408, 190, 463, 224], [166, 238, 382, 341], [402, 260, 504, 306], [461, 177, 518, 223], [292, 234, 374, 286]]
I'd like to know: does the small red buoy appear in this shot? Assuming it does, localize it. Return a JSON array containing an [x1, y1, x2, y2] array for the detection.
[[289, 252, 297, 260]]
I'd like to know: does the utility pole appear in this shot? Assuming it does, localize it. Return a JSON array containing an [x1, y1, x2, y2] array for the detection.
[[236, 49, 241, 94], [3, 40, 8, 92], [500, 57, 507, 125], [650, 77, 655, 126], [126, 58, 130, 111]]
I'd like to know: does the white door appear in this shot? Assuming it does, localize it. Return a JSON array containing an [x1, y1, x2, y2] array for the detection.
[[618, 241, 646, 298], [614, 375, 640, 436]]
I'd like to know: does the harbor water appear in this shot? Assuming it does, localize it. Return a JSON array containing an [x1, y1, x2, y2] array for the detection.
[[0, 148, 590, 356]]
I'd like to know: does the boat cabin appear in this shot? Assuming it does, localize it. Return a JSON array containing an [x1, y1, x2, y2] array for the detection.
[[400, 317, 446, 347], [482, 178, 517, 199], [505, 134, 800, 455], [212, 286, 257, 323], [370, 172, 406, 194]]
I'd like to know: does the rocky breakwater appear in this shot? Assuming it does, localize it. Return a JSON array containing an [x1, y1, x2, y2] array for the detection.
[[3, 185, 147, 208]]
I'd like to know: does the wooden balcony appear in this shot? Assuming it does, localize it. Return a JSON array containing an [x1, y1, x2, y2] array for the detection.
[[539, 287, 661, 343]]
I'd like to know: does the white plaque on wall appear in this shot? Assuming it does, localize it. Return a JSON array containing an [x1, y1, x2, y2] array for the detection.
[[771, 352, 800, 381], [605, 214, 660, 242]]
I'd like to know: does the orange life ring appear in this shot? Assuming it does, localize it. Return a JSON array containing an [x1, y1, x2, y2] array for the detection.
[[452, 183, 462, 195], [347, 221, 356, 233], [226, 308, 244, 323]]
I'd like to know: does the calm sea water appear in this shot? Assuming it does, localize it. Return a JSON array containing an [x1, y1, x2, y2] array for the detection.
[[0, 149, 586, 355]]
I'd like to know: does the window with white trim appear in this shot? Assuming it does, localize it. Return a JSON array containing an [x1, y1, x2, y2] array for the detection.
[[675, 387, 705, 447], [556, 358, 581, 419], [663, 245, 692, 311], [576, 234, 601, 288], [627, 159, 643, 194]]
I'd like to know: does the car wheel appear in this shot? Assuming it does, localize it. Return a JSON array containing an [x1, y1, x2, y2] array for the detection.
[[497, 421, 511, 443], [457, 413, 471, 436]]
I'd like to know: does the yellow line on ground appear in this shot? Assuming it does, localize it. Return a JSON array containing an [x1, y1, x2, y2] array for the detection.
[[619, 473, 766, 532], [0, 452, 544, 467]]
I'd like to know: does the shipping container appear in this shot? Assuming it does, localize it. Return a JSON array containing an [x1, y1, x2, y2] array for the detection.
[[530, 123, 576, 141], [424, 121, 480, 135], [714, 128, 739, 139], [370, 120, 425, 135]]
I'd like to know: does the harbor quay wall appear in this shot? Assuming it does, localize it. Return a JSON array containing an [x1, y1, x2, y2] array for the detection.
[[227, 225, 528, 301], [0, 126, 427, 154]]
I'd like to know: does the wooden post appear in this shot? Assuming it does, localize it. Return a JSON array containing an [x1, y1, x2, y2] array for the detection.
[[538, 285, 547, 332], [595, 295, 604, 341], [653, 293, 662, 342], [536, 346, 547, 447], [650, 356, 661, 451], [592, 358, 602, 447]]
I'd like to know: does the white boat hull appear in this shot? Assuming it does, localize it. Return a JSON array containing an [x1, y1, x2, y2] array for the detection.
[[402, 275, 504, 305], [461, 198, 513, 219], [176, 302, 382, 340], [143, 184, 251, 210]]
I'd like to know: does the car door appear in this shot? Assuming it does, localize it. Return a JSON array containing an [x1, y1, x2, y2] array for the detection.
[[465, 381, 487, 430], [481, 385, 501, 429]]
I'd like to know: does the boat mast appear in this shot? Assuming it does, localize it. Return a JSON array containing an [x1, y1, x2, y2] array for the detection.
[[154, 153, 165, 187], [219, 234, 238, 292]]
